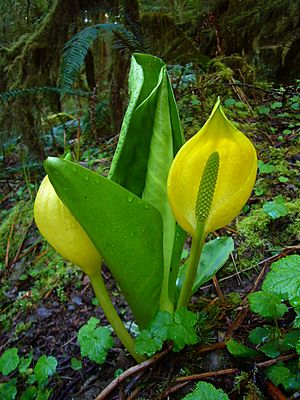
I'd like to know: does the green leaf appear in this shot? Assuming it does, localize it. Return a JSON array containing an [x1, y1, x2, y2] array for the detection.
[[20, 386, 37, 400], [270, 101, 282, 109], [294, 312, 300, 328], [108, 53, 186, 307], [283, 330, 300, 349], [257, 160, 275, 174], [248, 326, 272, 346], [182, 381, 229, 400], [262, 196, 288, 219], [291, 102, 299, 110], [35, 389, 52, 400], [148, 311, 173, 341], [226, 338, 260, 358], [0, 379, 17, 400], [224, 98, 236, 107], [70, 358, 82, 371], [18, 354, 33, 374], [109, 54, 184, 196], [135, 330, 164, 357], [296, 338, 300, 354], [259, 341, 287, 358], [33, 355, 57, 386], [177, 237, 234, 294], [257, 105, 270, 115], [278, 176, 289, 183], [266, 362, 291, 386], [45, 157, 164, 328], [248, 291, 288, 318], [262, 255, 300, 301], [77, 317, 114, 364], [135, 309, 197, 356], [0, 348, 19, 376], [168, 308, 198, 351]]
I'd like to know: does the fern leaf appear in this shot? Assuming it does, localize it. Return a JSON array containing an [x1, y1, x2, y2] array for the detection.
[[0, 86, 91, 105], [59, 23, 144, 91], [59, 24, 116, 91]]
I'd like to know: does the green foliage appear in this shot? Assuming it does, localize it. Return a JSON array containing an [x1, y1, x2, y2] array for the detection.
[[0, 87, 90, 106], [33, 355, 57, 387], [182, 381, 229, 400], [59, 24, 142, 91], [0, 348, 19, 376], [177, 237, 234, 294], [135, 309, 198, 356], [248, 326, 274, 345], [229, 254, 300, 393], [0, 379, 17, 400], [0, 200, 33, 261], [248, 291, 288, 318], [0, 348, 57, 400], [257, 160, 276, 174], [70, 358, 82, 371], [266, 362, 300, 391], [77, 317, 114, 364], [262, 255, 300, 301], [262, 196, 288, 219], [226, 339, 260, 358]]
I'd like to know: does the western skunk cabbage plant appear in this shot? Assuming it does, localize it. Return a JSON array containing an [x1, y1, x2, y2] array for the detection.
[[34, 54, 257, 363]]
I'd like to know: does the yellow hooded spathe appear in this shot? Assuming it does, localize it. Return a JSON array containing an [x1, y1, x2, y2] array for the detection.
[[167, 98, 257, 235], [34, 175, 102, 276]]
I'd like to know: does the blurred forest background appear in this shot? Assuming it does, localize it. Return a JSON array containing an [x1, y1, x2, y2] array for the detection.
[[0, 1, 300, 399], [0, 0, 299, 161]]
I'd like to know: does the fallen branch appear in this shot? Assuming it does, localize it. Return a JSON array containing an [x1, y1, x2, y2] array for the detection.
[[175, 367, 239, 383], [94, 347, 171, 400]]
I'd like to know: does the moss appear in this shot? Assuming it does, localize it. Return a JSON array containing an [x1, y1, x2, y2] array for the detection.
[[0, 200, 33, 261], [236, 197, 300, 271]]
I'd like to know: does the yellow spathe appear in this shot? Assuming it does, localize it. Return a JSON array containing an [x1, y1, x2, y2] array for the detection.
[[167, 98, 257, 235], [34, 175, 102, 276]]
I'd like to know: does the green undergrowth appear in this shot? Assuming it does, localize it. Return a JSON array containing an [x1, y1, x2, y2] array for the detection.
[[237, 197, 300, 268], [0, 200, 83, 332], [0, 200, 33, 263]]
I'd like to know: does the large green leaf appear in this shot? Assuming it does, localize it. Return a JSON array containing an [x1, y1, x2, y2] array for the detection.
[[176, 237, 234, 294], [45, 157, 164, 328], [109, 53, 186, 307]]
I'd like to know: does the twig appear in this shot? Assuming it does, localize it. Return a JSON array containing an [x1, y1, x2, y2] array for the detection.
[[10, 239, 42, 265], [213, 275, 224, 300], [200, 247, 298, 291], [9, 222, 34, 268], [230, 252, 243, 285], [197, 342, 227, 355], [159, 381, 190, 398], [225, 306, 249, 340], [224, 260, 269, 339], [94, 347, 171, 400], [176, 367, 239, 383], [5, 222, 15, 268], [256, 352, 297, 368], [265, 380, 287, 400]]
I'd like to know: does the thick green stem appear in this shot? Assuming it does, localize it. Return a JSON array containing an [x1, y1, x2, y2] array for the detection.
[[89, 271, 145, 363], [159, 265, 174, 313], [176, 223, 206, 310]]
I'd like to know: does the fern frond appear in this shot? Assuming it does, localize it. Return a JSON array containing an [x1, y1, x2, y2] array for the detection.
[[59, 23, 144, 91], [59, 23, 116, 90], [0, 86, 91, 105]]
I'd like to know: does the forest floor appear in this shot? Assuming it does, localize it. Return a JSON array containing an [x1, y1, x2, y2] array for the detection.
[[0, 78, 299, 399]]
